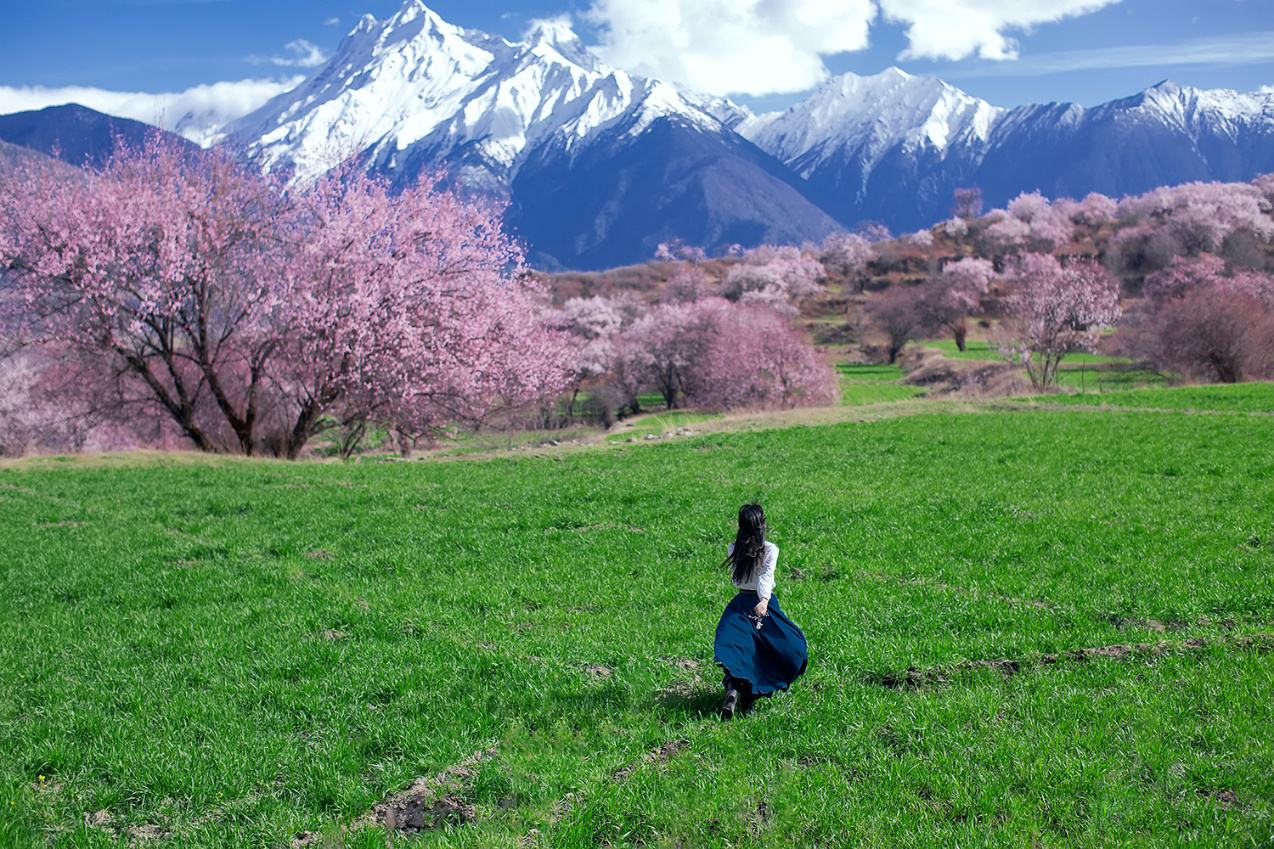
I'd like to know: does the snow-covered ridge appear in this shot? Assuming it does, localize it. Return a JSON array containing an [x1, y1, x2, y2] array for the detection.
[[740, 68, 1002, 172], [226, 0, 745, 185]]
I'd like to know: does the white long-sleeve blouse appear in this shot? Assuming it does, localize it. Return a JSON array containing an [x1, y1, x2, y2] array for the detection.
[[727, 540, 778, 600]]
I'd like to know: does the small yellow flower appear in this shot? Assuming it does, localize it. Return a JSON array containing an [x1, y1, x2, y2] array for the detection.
[[38, 776, 45, 782]]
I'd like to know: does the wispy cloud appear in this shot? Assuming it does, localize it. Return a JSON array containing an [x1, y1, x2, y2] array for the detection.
[[247, 39, 328, 69], [947, 31, 1274, 77], [1262, 84, 1274, 94], [323, 16, 341, 27], [0, 78, 303, 145]]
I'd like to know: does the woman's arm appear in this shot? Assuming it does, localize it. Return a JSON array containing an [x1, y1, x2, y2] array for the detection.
[[755, 544, 778, 616]]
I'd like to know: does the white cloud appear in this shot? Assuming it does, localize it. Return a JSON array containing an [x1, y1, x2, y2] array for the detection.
[[323, 16, 341, 26], [0, 78, 303, 146], [584, 0, 1131, 96], [949, 31, 1274, 78], [247, 39, 328, 69], [585, 0, 876, 97], [1262, 84, 1274, 94], [880, 0, 1125, 62]]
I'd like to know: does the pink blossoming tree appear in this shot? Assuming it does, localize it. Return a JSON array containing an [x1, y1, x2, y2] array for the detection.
[[996, 253, 1122, 390], [919, 257, 995, 352], [0, 136, 572, 457], [685, 305, 836, 411]]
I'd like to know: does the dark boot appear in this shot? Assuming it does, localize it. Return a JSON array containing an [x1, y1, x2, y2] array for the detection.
[[719, 686, 739, 720]]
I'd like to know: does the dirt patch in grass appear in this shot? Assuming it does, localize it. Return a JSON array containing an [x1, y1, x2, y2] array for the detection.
[[292, 747, 495, 846], [610, 739, 690, 782], [745, 798, 771, 836], [868, 633, 1274, 690], [580, 663, 613, 680], [83, 809, 168, 843], [31, 777, 62, 798], [1197, 788, 1242, 808], [666, 657, 701, 673], [550, 521, 647, 534], [1107, 615, 1185, 632]]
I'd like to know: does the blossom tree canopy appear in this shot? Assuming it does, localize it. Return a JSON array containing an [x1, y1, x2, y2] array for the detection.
[[0, 136, 572, 457]]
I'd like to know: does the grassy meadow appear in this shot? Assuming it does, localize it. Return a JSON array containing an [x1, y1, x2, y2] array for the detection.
[[3, 387, 1274, 846]]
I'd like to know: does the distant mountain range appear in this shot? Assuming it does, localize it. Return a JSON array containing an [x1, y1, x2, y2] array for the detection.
[[3, 0, 1273, 269], [0, 104, 197, 170]]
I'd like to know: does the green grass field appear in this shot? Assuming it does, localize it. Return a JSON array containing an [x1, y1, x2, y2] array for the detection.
[[920, 339, 1128, 367], [3, 390, 1273, 846], [835, 364, 907, 383], [1051, 367, 1166, 393], [837, 364, 927, 407], [1019, 383, 1274, 413]]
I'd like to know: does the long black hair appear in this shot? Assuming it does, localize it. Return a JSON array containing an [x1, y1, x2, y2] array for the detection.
[[723, 503, 766, 584]]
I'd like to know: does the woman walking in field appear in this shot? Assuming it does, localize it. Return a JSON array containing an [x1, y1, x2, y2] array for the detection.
[[714, 503, 808, 719]]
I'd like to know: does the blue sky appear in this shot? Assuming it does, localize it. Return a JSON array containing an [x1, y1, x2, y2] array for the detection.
[[0, 0, 1270, 133]]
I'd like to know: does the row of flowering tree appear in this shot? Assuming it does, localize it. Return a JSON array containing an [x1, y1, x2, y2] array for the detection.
[[860, 251, 1122, 389], [0, 138, 844, 457], [858, 175, 1274, 389], [1132, 256, 1274, 383], [551, 243, 838, 420], [938, 176, 1274, 277], [0, 137, 574, 457]]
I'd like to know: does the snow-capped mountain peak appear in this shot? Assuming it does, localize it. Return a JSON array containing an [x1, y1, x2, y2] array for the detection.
[[226, 0, 740, 186], [521, 17, 598, 70], [740, 68, 1003, 179]]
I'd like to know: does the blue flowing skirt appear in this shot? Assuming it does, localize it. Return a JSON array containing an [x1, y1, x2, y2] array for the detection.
[[714, 591, 808, 696]]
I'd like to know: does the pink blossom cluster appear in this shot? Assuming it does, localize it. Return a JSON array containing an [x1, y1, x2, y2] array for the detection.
[[719, 245, 824, 313], [983, 191, 1075, 254], [1133, 255, 1274, 382], [1118, 180, 1274, 254], [552, 246, 837, 415], [1143, 256, 1274, 307]]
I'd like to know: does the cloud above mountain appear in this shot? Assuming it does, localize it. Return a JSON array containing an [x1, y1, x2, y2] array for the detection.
[[585, 0, 1126, 95], [585, 0, 875, 96], [0, 78, 302, 146], [881, 0, 1125, 61]]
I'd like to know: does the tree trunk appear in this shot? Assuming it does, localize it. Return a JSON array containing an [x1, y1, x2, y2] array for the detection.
[[284, 400, 323, 460], [953, 325, 967, 352]]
